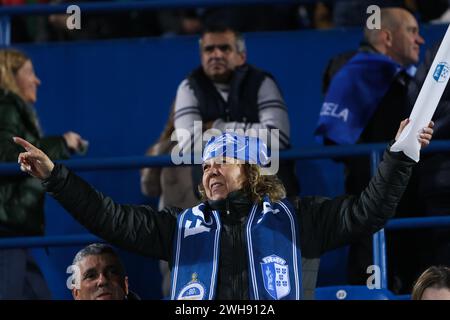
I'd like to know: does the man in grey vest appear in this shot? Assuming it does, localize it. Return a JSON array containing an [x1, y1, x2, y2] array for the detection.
[[173, 25, 299, 197]]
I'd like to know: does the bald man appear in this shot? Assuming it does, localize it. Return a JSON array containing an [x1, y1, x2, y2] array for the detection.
[[322, 7, 424, 93], [316, 7, 425, 292], [364, 7, 424, 66]]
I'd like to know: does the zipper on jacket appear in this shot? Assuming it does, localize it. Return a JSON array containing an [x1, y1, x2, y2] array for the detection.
[[236, 223, 245, 299], [231, 223, 239, 298]]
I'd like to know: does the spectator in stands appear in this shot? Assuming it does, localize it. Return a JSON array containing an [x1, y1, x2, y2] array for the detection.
[[173, 25, 299, 197], [5, 0, 51, 43], [412, 266, 450, 300], [0, 48, 87, 299], [412, 0, 450, 24], [157, 9, 203, 37], [140, 105, 199, 297], [312, 2, 334, 29], [200, 6, 300, 33], [70, 243, 139, 300], [409, 42, 450, 272], [316, 7, 425, 292], [13, 120, 433, 300]]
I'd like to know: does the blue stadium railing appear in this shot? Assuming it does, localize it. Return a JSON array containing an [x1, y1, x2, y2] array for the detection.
[[2, 140, 450, 299]]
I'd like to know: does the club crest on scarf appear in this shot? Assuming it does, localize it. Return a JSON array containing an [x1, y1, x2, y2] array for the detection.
[[260, 255, 290, 300], [176, 273, 206, 300]]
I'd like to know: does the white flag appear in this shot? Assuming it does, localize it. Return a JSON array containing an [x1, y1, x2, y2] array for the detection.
[[391, 24, 450, 162]]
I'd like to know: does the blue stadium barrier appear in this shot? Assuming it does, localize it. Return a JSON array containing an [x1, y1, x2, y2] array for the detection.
[[315, 285, 396, 300], [0, 234, 103, 249], [386, 216, 450, 230], [2, 140, 450, 175]]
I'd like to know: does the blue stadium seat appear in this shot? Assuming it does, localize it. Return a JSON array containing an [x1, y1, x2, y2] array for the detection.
[[315, 285, 396, 300]]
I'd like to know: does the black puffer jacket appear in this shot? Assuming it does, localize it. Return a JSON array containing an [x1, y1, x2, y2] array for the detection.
[[43, 147, 414, 299]]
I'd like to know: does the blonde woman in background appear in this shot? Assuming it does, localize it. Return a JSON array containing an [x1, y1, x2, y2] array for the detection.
[[0, 49, 87, 299]]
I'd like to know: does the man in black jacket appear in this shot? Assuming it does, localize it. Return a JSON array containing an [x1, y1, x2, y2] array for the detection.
[[13, 121, 433, 300], [317, 7, 425, 290]]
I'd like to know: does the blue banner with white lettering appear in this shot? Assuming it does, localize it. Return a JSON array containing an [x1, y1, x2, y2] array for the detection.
[[315, 52, 403, 144]]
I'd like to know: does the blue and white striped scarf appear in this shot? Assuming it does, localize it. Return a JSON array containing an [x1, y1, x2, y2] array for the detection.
[[170, 196, 302, 300]]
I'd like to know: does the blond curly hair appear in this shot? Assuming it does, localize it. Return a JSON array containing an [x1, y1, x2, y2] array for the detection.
[[198, 164, 286, 203], [0, 49, 29, 100]]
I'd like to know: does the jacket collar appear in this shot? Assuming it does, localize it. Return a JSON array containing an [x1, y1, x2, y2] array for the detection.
[[206, 189, 254, 224]]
